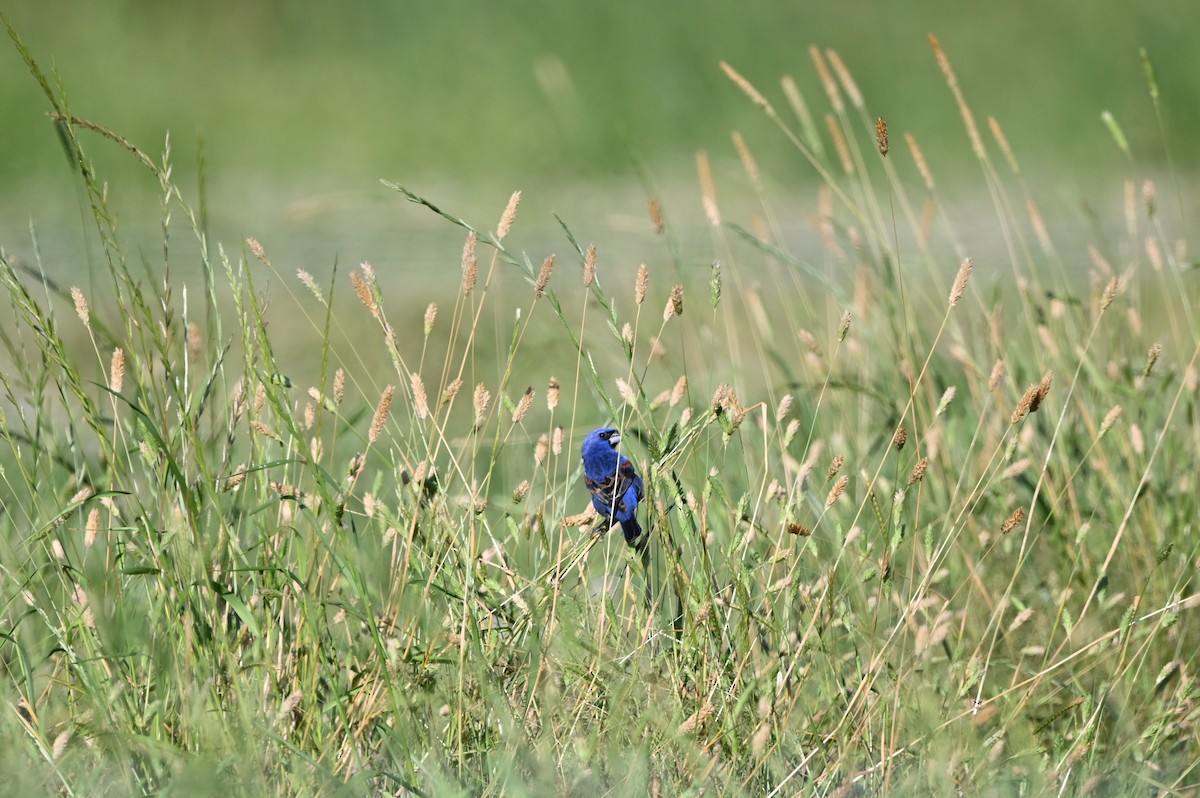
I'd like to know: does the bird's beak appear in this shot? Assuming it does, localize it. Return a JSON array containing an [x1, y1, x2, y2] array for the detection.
[[609, 432, 621, 446]]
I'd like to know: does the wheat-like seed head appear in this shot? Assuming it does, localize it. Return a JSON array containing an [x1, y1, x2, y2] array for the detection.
[[534, 254, 555, 299], [497, 191, 521, 241], [370, 385, 395, 442], [71, 287, 89, 326]]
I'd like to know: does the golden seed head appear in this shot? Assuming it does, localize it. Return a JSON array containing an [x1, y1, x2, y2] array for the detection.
[[333, 369, 346, 405], [809, 46, 843, 114], [1099, 405, 1122, 437], [535, 433, 549, 466], [671, 284, 685, 317], [246, 237, 267, 263], [697, 151, 721, 228], [512, 387, 535, 423], [893, 426, 908, 450], [826, 113, 854, 175], [838, 310, 852, 341], [988, 359, 1005, 392], [547, 376, 560, 411], [370, 385, 395, 443], [949, 257, 973, 307], [84, 507, 101, 547], [534, 254, 555, 299], [732, 131, 761, 188], [71, 286, 89, 326], [787, 522, 812, 537], [907, 457, 929, 486], [552, 425, 563, 455], [775, 394, 793, 422], [826, 49, 863, 110], [826, 454, 845, 482], [583, 243, 597, 286], [905, 132, 936, 191], [798, 329, 822, 357], [989, 116, 1020, 174], [616, 377, 636, 405], [109, 348, 125, 393], [648, 200, 665, 235], [936, 386, 957, 416], [443, 377, 463, 404], [719, 60, 772, 112], [423, 302, 437, 336], [187, 322, 202, 358], [1001, 506, 1026, 535], [461, 231, 479, 295], [1144, 341, 1162, 378], [297, 269, 321, 301], [496, 191, 522, 241], [513, 480, 531, 504], [1101, 277, 1119, 311], [825, 475, 849, 510], [635, 264, 649, 305], [350, 270, 379, 319], [410, 373, 429, 420], [670, 375, 688, 407]]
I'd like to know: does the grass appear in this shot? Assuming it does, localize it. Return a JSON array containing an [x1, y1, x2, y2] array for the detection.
[[3, 17, 1200, 798]]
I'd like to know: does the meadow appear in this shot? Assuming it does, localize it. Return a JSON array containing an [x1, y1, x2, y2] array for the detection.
[[2, 13, 1200, 798]]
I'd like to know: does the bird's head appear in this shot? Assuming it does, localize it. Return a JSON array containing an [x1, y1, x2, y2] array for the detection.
[[583, 427, 621, 452]]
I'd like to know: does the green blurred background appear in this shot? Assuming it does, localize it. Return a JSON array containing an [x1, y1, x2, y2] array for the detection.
[[2, 1, 1197, 291]]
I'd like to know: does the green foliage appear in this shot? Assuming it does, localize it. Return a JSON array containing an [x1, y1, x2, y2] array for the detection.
[[3, 17, 1200, 797]]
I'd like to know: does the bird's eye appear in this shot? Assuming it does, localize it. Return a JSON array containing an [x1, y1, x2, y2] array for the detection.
[[600, 431, 610, 439]]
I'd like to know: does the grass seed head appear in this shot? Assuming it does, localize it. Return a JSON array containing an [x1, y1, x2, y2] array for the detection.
[[109, 348, 125, 393], [893, 426, 908, 450], [648, 199, 664, 234], [1001, 506, 1026, 534], [512, 387, 535, 423], [534, 254, 555, 299], [370, 385, 395, 442], [635, 264, 649, 305], [547, 376, 560, 410], [908, 457, 929, 486], [71, 286, 89, 326], [461, 231, 478, 295], [949, 258, 973, 307], [410, 373, 429, 420], [496, 191, 521, 241], [583, 243, 597, 286]]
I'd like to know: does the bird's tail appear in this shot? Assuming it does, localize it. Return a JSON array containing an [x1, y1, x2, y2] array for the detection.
[[620, 518, 646, 550]]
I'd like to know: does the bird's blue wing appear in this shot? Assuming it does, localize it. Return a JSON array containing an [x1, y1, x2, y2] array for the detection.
[[586, 457, 641, 519]]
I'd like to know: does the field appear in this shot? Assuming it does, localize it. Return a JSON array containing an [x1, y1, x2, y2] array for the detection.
[[2, 10, 1200, 798]]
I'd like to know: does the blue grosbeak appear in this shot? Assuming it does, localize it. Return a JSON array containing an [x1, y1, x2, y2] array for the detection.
[[581, 427, 646, 549]]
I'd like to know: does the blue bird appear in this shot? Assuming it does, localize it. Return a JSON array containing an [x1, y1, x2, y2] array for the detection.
[[581, 427, 646, 549]]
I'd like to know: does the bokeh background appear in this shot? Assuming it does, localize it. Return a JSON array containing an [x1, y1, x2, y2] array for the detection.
[[2, 1, 1198, 285]]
